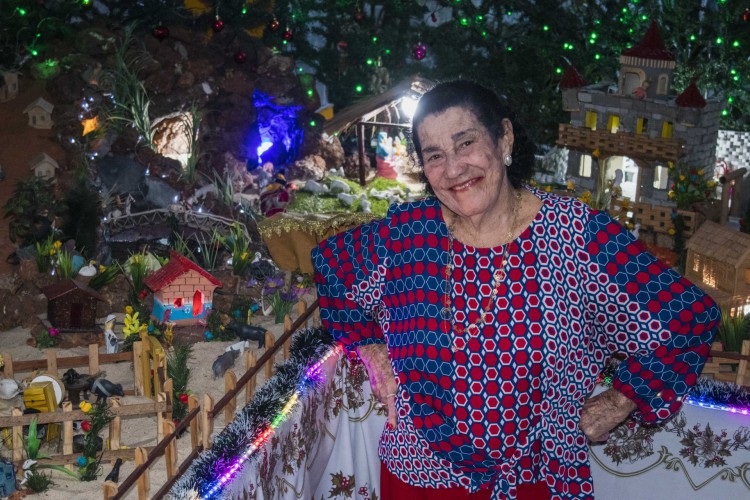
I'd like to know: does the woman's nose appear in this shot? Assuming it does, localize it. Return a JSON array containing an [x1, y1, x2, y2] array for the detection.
[[444, 152, 463, 178]]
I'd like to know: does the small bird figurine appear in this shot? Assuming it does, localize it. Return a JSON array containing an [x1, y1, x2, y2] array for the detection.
[[105, 458, 123, 483]]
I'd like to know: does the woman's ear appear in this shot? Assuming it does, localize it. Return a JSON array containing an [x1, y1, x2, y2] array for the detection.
[[500, 118, 514, 152]]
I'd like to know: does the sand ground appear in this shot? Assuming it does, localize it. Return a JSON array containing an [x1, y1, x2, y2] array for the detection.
[[0, 306, 303, 499]]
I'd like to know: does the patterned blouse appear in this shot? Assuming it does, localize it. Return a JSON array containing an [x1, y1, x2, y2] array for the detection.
[[312, 190, 719, 499]]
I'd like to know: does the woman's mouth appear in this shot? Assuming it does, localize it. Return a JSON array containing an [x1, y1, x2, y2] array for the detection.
[[450, 177, 481, 192]]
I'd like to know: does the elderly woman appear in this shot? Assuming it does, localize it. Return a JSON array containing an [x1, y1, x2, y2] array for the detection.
[[312, 81, 719, 499]]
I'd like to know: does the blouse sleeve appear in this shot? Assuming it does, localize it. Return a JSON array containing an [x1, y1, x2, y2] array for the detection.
[[582, 210, 720, 424], [312, 218, 389, 351]]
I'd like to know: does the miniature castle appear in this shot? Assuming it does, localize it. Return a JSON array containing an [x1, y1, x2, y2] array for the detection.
[[557, 22, 723, 204]]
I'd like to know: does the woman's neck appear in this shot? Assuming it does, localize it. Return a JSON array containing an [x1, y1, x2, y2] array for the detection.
[[444, 186, 521, 248]]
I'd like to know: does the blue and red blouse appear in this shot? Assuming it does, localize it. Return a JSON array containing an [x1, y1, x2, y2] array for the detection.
[[312, 190, 719, 499]]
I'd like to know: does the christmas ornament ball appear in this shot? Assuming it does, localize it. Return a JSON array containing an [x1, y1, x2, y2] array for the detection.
[[234, 50, 247, 64], [354, 9, 366, 23], [268, 18, 281, 32], [412, 43, 427, 61], [212, 19, 225, 33], [152, 25, 169, 41], [282, 28, 294, 41]]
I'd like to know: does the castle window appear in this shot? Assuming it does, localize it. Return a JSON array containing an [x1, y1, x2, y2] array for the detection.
[[585, 111, 597, 130], [579, 155, 593, 178], [657, 75, 669, 95], [653, 165, 669, 190], [661, 121, 673, 139], [174, 298, 184, 308], [607, 115, 620, 133], [636, 117, 649, 134]]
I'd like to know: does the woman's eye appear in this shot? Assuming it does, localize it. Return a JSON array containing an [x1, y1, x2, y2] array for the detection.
[[426, 153, 442, 163], [459, 140, 474, 149]]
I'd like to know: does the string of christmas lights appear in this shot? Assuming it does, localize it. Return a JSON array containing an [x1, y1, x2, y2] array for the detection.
[[200, 343, 342, 499]]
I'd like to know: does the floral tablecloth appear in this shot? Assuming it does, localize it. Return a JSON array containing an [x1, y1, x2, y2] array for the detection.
[[214, 352, 750, 499]]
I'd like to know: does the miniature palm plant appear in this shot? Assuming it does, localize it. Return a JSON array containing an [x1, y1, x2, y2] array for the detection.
[[220, 223, 252, 281], [55, 249, 77, 279], [182, 104, 204, 185], [718, 309, 750, 353], [167, 342, 193, 423], [22, 418, 79, 483], [78, 399, 113, 481], [34, 235, 56, 273]]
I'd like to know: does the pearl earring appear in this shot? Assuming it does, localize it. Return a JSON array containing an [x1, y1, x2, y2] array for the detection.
[[503, 154, 513, 167]]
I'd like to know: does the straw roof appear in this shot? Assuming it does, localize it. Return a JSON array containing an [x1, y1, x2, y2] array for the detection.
[[322, 76, 433, 137], [686, 221, 750, 269]]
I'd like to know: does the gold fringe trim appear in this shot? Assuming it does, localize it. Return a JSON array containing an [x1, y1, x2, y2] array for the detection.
[[258, 212, 378, 239]]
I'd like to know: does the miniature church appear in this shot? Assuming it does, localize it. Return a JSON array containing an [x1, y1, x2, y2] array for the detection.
[[557, 22, 723, 204]]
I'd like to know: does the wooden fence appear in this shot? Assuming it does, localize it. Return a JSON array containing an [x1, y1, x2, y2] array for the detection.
[[609, 199, 704, 237], [0, 339, 173, 466], [104, 299, 319, 500]]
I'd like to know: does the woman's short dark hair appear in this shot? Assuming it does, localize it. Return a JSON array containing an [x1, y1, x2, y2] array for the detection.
[[411, 80, 535, 190]]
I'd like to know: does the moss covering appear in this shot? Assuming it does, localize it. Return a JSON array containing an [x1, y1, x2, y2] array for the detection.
[[288, 176, 424, 218]]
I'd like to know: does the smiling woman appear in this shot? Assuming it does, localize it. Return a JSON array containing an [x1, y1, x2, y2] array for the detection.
[[313, 80, 720, 500]]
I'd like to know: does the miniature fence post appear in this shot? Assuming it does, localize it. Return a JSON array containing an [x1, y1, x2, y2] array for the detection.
[[135, 446, 149, 499], [283, 315, 293, 359], [188, 395, 200, 450], [1, 352, 13, 378], [62, 401, 73, 457], [264, 332, 275, 380], [738, 340, 749, 386], [46, 348, 58, 376], [164, 419, 177, 479], [140, 331, 153, 398], [11, 408, 22, 462], [103, 480, 118, 499], [163, 378, 174, 422], [156, 392, 166, 443], [88, 344, 99, 375], [109, 397, 121, 459], [202, 394, 214, 449], [244, 350, 256, 404], [224, 371, 237, 424], [296, 299, 307, 327], [133, 340, 144, 396]]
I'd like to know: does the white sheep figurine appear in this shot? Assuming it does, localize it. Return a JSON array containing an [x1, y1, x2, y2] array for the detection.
[[303, 179, 330, 194]]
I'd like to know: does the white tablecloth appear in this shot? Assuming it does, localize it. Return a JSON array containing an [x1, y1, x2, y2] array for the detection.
[[227, 352, 750, 499]]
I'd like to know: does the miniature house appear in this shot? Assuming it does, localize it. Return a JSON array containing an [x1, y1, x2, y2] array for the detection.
[[0, 71, 19, 102], [685, 220, 750, 314], [144, 250, 222, 325], [43, 279, 105, 330], [557, 22, 723, 203], [23, 96, 54, 129], [29, 152, 59, 181]]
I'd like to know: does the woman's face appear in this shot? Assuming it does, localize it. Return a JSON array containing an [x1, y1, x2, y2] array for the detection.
[[417, 106, 514, 220]]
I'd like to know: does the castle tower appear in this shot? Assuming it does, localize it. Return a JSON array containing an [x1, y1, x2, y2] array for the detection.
[[619, 21, 675, 99]]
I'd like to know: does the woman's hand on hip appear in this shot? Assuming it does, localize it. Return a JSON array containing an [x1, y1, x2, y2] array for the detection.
[[580, 388, 637, 442], [356, 343, 398, 429]]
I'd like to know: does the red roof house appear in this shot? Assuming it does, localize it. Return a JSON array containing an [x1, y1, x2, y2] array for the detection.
[[144, 250, 222, 325]]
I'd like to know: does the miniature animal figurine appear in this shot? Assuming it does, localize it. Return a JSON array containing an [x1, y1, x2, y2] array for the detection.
[[329, 179, 351, 193], [359, 193, 371, 214], [212, 348, 240, 379], [103, 314, 118, 354], [303, 179, 329, 194], [224, 322, 267, 348], [337, 192, 357, 207], [0, 378, 20, 399], [91, 378, 125, 401], [105, 458, 123, 483]]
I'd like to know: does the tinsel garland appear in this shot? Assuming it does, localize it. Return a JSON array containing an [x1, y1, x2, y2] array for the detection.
[[169, 327, 336, 499], [599, 359, 750, 414]]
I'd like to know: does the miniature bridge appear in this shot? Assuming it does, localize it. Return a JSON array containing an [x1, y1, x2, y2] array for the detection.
[[103, 208, 250, 242]]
